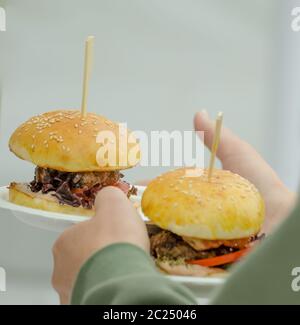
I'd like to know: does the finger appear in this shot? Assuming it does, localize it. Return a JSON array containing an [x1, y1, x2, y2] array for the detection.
[[194, 111, 282, 196], [94, 186, 142, 226], [194, 111, 246, 162], [95, 186, 135, 216], [94, 186, 149, 251], [59, 293, 69, 305]]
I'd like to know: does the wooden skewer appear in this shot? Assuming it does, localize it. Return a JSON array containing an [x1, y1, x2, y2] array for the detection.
[[208, 112, 223, 181], [81, 36, 95, 117]]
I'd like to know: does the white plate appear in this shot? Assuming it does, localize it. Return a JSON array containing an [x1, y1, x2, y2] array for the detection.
[[0, 185, 146, 232], [0, 185, 225, 297]]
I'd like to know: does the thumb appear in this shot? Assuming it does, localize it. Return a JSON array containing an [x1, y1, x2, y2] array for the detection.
[[194, 110, 283, 198], [94, 186, 149, 252], [94, 186, 136, 220]]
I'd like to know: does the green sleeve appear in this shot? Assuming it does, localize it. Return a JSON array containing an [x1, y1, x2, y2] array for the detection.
[[71, 243, 197, 305], [211, 199, 300, 305]]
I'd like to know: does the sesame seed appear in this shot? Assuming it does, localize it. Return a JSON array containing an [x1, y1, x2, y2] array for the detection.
[[74, 124, 78, 128], [78, 130, 82, 134]]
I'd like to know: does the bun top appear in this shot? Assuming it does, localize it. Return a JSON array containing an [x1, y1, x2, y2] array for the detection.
[[141, 168, 265, 240], [9, 110, 140, 172]]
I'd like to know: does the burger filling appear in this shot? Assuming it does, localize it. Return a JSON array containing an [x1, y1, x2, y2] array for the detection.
[[29, 167, 137, 209], [147, 224, 263, 268]]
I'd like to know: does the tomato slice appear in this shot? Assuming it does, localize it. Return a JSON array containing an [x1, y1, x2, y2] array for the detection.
[[187, 248, 250, 267]]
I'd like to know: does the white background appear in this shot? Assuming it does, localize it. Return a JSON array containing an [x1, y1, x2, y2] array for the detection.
[[0, 0, 299, 304]]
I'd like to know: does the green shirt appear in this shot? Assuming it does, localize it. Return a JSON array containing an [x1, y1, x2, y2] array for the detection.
[[71, 243, 197, 305], [72, 200, 300, 305]]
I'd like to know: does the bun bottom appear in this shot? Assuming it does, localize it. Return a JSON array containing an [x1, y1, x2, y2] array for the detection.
[[9, 182, 94, 217], [156, 259, 227, 277]]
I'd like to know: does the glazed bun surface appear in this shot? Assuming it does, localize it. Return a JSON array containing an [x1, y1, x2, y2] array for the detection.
[[9, 182, 94, 217], [141, 168, 265, 240], [9, 110, 140, 172]]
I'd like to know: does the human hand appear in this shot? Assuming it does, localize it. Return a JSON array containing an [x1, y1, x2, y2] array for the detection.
[[194, 110, 296, 233], [52, 186, 149, 304]]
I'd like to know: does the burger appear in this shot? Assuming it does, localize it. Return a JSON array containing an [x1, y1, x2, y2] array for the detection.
[[8, 110, 140, 216], [142, 168, 265, 276]]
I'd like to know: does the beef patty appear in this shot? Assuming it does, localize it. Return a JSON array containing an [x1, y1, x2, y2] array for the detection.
[[148, 224, 262, 262]]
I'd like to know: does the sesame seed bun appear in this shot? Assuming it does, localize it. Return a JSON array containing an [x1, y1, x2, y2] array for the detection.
[[9, 182, 94, 217], [141, 168, 265, 240], [9, 110, 140, 172]]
